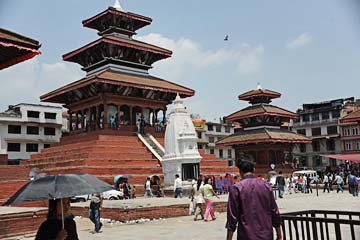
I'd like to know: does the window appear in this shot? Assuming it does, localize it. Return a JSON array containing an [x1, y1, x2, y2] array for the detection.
[[355, 141, 360, 150], [219, 149, 223, 158], [303, 114, 310, 122], [7, 143, 20, 152], [312, 113, 319, 121], [313, 156, 321, 167], [343, 128, 351, 136], [8, 125, 21, 134], [312, 141, 320, 152], [209, 137, 215, 143], [44, 127, 56, 136], [322, 112, 329, 120], [311, 128, 321, 136], [197, 131, 202, 139], [344, 141, 352, 151], [225, 126, 230, 133], [216, 125, 221, 132], [26, 143, 38, 152], [27, 111, 40, 118], [297, 129, 306, 135], [27, 126, 39, 135], [332, 110, 340, 119], [327, 126, 338, 135], [228, 149, 232, 158], [352, 127, 358, 136], [44, 144, 51, 149], [300, 144, 306, 153], [45, 112, 57, 119], [210, 149, 214, 154], [326, 139, 336, 151], [207, 124, 213, 131]]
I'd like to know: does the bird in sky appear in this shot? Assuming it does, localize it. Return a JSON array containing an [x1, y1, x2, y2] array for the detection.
[[224, 35, 229, 41]]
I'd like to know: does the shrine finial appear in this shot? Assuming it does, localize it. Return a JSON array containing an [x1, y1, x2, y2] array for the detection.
[[113, 0, 123, 11], [257, 82, 263, 90]]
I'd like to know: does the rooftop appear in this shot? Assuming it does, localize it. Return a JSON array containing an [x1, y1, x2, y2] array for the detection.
[[216, 128, 311, 146], [238, 88, 281, 101], [226, 104, 298, 122]]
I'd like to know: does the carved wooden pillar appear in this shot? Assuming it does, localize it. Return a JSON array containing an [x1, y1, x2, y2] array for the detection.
[[129, 106, 133, 125], [163, 108, 167, 123], [88, 107, 92, 132], [81, 110, 85, 130], [95, 106, 99, 130], [69, 112, 73, 132], [117, 105, 121, 127], [76, 111, 79, 130], [104, 103, 108, 129]]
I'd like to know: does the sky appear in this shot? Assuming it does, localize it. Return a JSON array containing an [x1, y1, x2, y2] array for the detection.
[[1, 0, 360, 121]]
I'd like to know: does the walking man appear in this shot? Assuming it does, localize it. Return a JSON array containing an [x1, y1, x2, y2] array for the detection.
[[174, 174, 183, 198], [226, 161, 282, 240], [89, 194, 103, 233], [144, 177, 153, 198], [275, 171, 285, 198], [335, 173, 344, 193], [323, 174, 330, 193]]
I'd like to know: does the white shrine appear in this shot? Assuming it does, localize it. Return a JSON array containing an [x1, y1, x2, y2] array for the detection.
[[162, 94, 202, 186]]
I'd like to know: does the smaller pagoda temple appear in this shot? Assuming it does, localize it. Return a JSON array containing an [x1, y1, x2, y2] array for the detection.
[[217, 84, 311, 167]]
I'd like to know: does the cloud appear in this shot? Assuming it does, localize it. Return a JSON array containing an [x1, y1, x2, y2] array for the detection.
[[136, 33, 264, 79], [287, 32, 313, 49], [0, 58, 82, 110]]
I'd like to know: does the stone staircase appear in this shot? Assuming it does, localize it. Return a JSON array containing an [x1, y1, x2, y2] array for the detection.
[[21, 134, 163, 193], [139, 134, 165, 158], [0, 165, 29, 205]]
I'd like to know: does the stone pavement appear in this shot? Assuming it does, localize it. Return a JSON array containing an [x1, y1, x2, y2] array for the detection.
[[13, 190, 360, 239]]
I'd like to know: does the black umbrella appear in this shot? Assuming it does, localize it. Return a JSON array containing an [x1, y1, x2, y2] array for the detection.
[[5, 173, 113, 205], [4, 173, 113, 229]]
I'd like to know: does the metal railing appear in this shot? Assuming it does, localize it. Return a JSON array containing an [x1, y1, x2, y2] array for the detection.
[[281, 210, 360, 240]]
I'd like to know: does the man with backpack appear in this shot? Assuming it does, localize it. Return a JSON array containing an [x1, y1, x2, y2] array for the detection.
[[275, 171, 286, 198]]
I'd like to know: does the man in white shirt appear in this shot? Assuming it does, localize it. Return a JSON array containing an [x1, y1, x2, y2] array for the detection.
[[323, 174, 330, 193], [335, 173, 344, 193], [174, 174, 183, 198], [144, 177, 153, 197]]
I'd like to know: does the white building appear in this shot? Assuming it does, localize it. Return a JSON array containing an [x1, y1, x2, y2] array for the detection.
[[0, 103, 63, 163], [193, 120, 236, 166], [291, 98, 354, 169]]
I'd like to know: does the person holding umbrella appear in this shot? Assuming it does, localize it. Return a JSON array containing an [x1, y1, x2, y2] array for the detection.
[[35, 198, 78, 240], [5, 173, 113, 240]]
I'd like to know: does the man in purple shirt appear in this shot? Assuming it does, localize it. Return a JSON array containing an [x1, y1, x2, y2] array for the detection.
[[226, 161, 282, 240]]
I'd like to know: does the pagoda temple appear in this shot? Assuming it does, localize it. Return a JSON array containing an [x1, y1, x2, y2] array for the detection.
[[16, 2, 196, 190], [217, 84, 311, 168], [40, 2, 194, 135]]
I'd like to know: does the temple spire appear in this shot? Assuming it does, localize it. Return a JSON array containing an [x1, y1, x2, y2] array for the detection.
[[257, 82, 262, 90], [113, 0, 123, 11]]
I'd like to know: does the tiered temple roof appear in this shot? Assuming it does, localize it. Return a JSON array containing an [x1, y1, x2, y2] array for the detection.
[[0, 28, 41, 70], [218, 85, 310, 146], [341, 110, 360, 123]]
